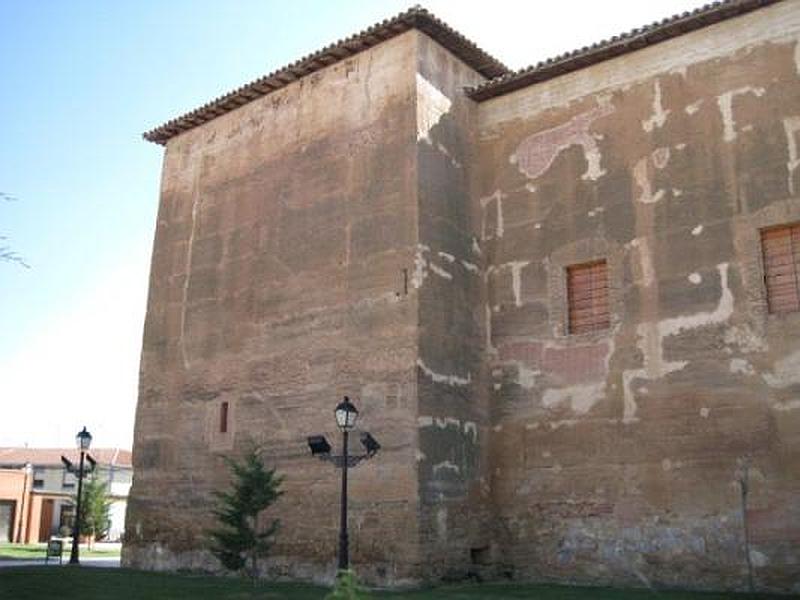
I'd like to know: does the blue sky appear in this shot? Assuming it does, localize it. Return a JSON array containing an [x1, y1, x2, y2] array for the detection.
[[0, 0, 706, 449]]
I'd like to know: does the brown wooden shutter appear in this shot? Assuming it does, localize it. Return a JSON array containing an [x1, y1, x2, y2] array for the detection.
[[761, 224, 800, 314], [567, 260, 610, 334]]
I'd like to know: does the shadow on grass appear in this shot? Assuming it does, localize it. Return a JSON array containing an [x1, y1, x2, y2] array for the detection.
[[0, 567, 789, 600]]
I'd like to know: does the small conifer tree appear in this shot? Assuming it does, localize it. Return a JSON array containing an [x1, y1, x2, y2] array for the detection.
[[208, 448, 284, 579], [325, 569, 370, 600], [73, 476, 112, 545]]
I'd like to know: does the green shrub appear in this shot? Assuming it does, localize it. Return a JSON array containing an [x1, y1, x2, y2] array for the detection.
[[325, 569, 370, 600]]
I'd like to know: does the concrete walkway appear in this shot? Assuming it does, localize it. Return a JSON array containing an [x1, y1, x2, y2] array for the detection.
[[0, 556, 120, 568]]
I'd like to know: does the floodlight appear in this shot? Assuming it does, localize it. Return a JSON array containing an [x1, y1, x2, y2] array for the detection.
[[307, 435, 332, 456]]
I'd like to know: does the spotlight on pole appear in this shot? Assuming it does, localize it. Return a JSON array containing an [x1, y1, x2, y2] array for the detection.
[[360, 432, 380, 457], [307, 435, 332, 456], [306, 397, 380, 572]]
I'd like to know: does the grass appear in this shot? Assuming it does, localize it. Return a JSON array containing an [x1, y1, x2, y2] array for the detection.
[[0, 567, 790, 600], [0, 543, 120, 560]]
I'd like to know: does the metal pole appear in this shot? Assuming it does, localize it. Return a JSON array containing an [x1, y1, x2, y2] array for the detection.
[[338, 430, 349, 571], [69, 450, 85, 565]]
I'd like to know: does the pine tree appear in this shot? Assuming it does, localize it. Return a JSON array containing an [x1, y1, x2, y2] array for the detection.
[[325, 569, 370, 600], [74, 477, 112, 544], [208, 448, 284, 579]]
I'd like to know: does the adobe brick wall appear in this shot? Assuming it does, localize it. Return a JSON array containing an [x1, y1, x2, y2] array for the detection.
[[476, 1, 800, 592], [128, 2, 800, 592], [124, 31, 424, 585]]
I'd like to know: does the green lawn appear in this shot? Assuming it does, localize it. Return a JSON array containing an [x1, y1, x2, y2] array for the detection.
[[0, 567, 789, 600], [0, 543, 120, 560]]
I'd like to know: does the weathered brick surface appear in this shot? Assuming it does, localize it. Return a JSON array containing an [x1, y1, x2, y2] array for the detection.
[[128, 2, 800, 593], [479, 2, 800, 592]]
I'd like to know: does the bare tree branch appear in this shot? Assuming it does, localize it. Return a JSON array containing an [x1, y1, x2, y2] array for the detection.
[[1, 192, 30, 268]]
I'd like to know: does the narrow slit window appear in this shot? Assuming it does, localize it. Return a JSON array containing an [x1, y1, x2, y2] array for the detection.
[[567, 260, 610, 334], [219, 401, 229, 434], [761, 224, 800, 314]]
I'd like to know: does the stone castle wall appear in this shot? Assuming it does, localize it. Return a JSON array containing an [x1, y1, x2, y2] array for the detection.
[[126, 2, 800, 593], [477, 2, 800, 591]]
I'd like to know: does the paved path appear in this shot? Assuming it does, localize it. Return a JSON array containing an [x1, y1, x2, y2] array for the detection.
[[0, 556, 120, 568]]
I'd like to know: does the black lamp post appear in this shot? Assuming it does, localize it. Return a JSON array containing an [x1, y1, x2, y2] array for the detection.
[[307, 396, 380, 571], [62, 426, 93, 565]]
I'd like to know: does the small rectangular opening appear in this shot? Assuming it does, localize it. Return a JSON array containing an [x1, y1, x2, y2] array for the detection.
[[219, 401, 229, 433], [470, 546, 491, 565]]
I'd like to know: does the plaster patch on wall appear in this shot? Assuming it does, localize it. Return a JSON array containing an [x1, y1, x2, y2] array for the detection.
[[630, 238, 656, 287], [480, 190, 505, 239], [411, 243, 431, 288], [716, 86, 765, 142], [689, 273, 702, 284], [622, 263, 733, 423], [486, 304, 497, 356], [542, 382, 606, 415], [472, 238, 482, 256], [795, 39, 800, 75], [783, 116, 800, 195], [642, 80, 671, 132], [749, 549, 769, 568], [692, 225, 704, 236], [633, 157, 665, 204], [730, 358, 755, 375], [418, 416, 478, 441], [429, 262, 453, 280], [511, 103, 613, 182], [517, 365, 541, 390], [700, 407, 710, 418], [438, 251, 455, 263], [773, 400, 800, 411], [724, 325, 768, 354], [433, 460, 461, 475], [762, 350, 800, 388], [460, 260, 479, 273], [652, 147, 671, 170], [417, 357, 471, 387], [685, 99, 703, 115], [179, 193, 204, 371], [509, 261, 530, 307], [416, 73, 451, 144], [673, 188, 683, 197]]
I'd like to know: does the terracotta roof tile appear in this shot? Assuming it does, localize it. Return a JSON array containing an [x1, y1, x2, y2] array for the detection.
[[142, 5, 509, 145], [0, 447, 132, 468], [466, 0, 782, 101]]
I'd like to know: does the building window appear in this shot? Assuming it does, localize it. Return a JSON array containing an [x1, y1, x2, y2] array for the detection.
[[567, 260, 610, 334], [32, 468, 44, 489], [61, 470, 76, 489], [219, 401, 229, 433], [761, 224, 800, 314]]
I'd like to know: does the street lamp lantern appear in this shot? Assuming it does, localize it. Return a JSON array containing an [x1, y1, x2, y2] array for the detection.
[[334, 396, 358, 431], [307, 396, 379, 572], [76, 426, 92, 451]]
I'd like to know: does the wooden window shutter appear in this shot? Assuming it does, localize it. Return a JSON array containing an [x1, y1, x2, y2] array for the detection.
[[761, 224, 800, 314], [567, 260, 610, 334]]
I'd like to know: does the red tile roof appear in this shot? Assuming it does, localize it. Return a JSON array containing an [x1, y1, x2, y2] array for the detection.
[[142, 0, 781, 146], [466, 0, 781, 101], [142, 5, 509, 145], [0, 447, 132, 468]]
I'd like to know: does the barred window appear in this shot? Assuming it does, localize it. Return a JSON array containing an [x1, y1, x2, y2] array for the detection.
[[761, 224, 800, 314], [567, 260, 610, 334]]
